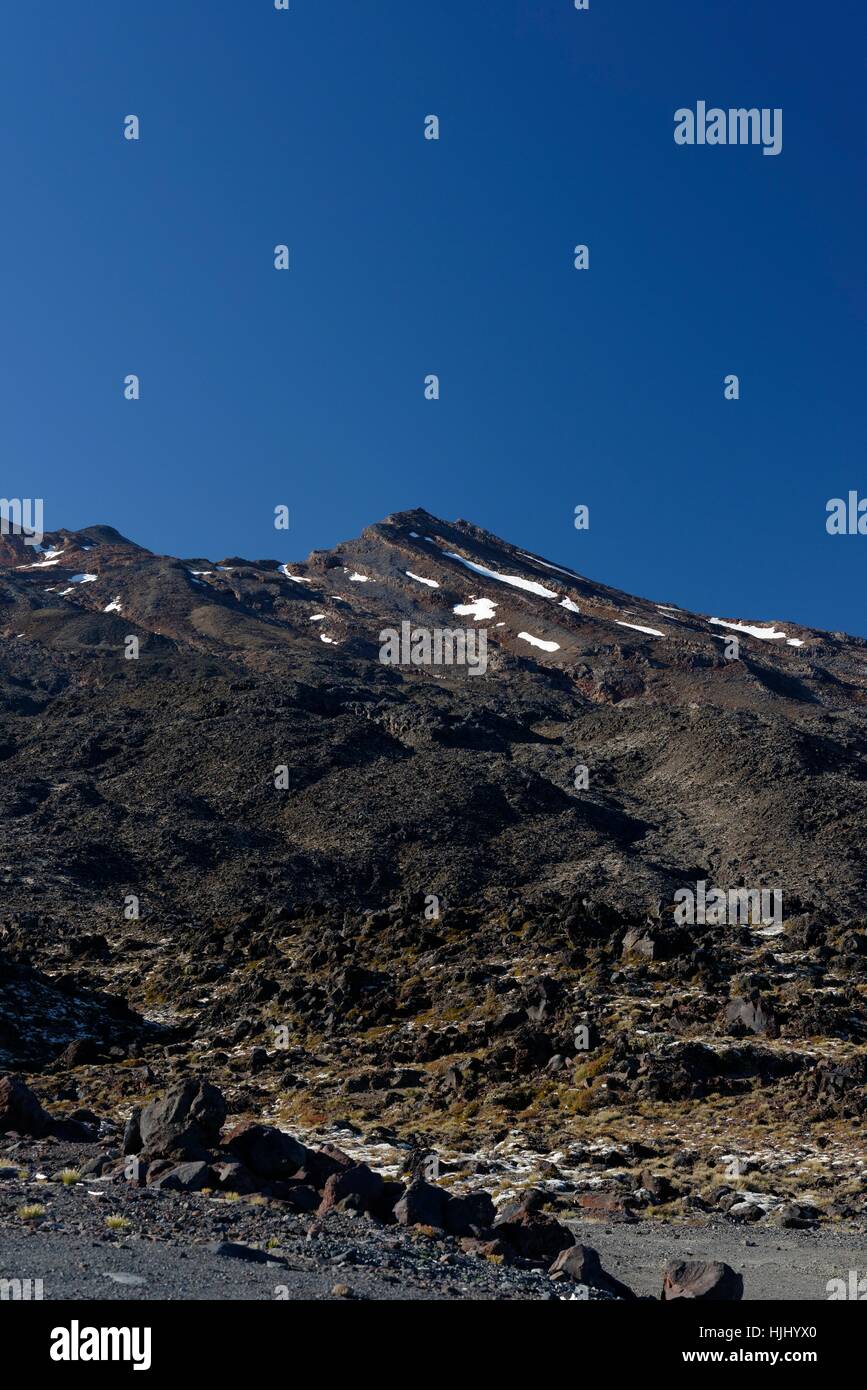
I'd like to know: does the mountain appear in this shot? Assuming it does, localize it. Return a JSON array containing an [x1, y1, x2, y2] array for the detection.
[[1, 509, 865, 1229], [2, 507, 865, 923]]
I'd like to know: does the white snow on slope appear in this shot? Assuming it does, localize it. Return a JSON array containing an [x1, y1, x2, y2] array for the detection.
[[517, 552, 581, 580], [348, 572, 369, 583], [309, 614, 326, 622], [444, 551, 559, 599], [279, 565, 312, 582], [406, 571, 439, 588], [710, 618, 794, 643], [70, 573, 97, 584], [103, 597, 122, 613], [453, 597, 497, 621], [559, 597, 580, 614], [616, 621, 664, 637], [320, 634, 337, 644], [19, 550, 64, 569], [518, 631, 560, 652]]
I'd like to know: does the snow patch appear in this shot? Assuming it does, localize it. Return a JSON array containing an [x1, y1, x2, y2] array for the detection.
[[103, 597, 122, 613], [616, 621, 664, 637], [444, 551, 559, 599], [710, 618, 789, 642], [559, 597, 580, 614], [279, 565, 312, 582], [453, 597, 497, 621], [517, 631, 560, 652], [70, 573, 97, 584], [406, 571, 439, 588], [517, 552, 580, 580]]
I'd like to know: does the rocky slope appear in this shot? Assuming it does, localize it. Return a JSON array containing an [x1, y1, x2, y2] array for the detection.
[[1, 508, 865, 1284]]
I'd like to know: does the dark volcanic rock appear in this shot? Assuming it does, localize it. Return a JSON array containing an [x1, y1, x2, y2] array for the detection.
[[393, 1179, 447, 1229], [222, 1122, 308, 1180], [317, 1163, 384, 1217], [148, 1160, 213, 1192], [493, 1192, 573, 1262], [549, 1244, 636, 1299], [662, 1260, 744, 1301], [0, 1075, 51, 1136], [138, 1080, 226, 1160]]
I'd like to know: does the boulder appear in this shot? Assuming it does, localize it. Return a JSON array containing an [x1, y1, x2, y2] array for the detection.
[[662, 1259, 744, 1301], [295, 1143, 354, 1192], [576, 1191, 635, 1218], [0, 1075, 51, 1136], [549, 1244, 636, 1299], [56, 1039, 101, 1068], [640, 1170, 678, 1204], [444, 1189, 496, 1236], [393, 1179, 447, 1229], [211, 1161, 263, 1195], [148, 1161, 213, 1192], [493, 1192, 573, 1262], [222, 1122, 307, 1180], [773, 1201, 818, 1229], [122, 1107, 142, 1156], [138, 1079, 226, 1160], [316, 1162, 384, 1217]]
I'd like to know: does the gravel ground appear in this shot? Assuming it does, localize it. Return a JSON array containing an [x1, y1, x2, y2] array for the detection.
[[561, 1218, 867, 1302], [1, 1207, 863, 1301]]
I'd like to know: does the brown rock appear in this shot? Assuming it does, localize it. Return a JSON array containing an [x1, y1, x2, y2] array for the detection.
[[0, 1075, 51, 1136], [316, 1162, 384, 1217], [549, 1243, 636, 1299], [662, 1259, 744, 1300]]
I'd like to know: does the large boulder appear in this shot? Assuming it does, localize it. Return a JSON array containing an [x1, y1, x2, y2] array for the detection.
[[148, 1161, 213, 1192], [444, 1189, 496, 1236], [0, 1075, 51, 1136], [493, 1191, 573, 1262], [393, 1179, 447, 1229], [662, 1260, 744, 1301], [137, 1079, 226, 1160], [549, 1244, 636, 1299], [222, 1122, 308, 1179], [317, 1162, 384, 1217]]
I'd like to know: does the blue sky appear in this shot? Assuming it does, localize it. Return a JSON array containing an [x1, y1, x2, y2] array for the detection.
[[2, 1, 865, 633]]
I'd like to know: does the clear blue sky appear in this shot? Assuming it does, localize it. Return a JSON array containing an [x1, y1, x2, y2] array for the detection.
[[2, 2, 865, 633]]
